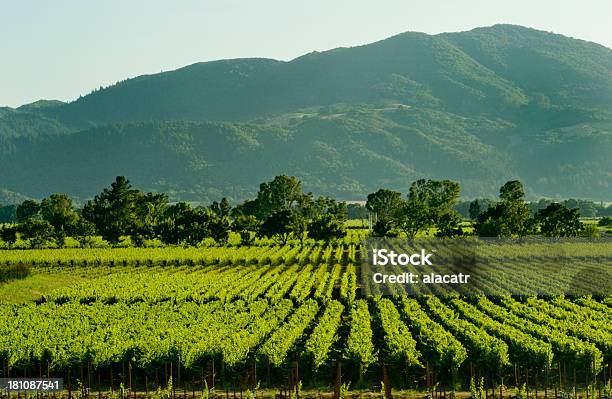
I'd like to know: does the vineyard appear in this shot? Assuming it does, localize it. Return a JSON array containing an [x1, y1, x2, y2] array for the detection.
[[0, 240, 611, 399]]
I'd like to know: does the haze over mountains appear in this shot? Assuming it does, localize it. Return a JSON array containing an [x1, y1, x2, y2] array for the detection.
[[1, 24, 610, 203]]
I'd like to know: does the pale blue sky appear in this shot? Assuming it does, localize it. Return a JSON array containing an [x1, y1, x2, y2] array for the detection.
[[1, 0, 611, 107]]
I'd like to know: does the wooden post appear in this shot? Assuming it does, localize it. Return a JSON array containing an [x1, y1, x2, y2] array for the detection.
[[333, 362, 342, 399], [515, 365, 518, 389], [545, 367, 548, 399], [573, 368, 577, 399], [128, 362, 132, 399], [383, 363, 392, 399], [171, 362, 175, 399]]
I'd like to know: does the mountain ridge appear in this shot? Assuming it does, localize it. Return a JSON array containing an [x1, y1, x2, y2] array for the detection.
[[1, 24, 610, 202]]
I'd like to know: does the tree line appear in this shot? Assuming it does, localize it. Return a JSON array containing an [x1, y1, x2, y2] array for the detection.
[[365, 179, 598, 239], [0, 175, 348, 248], [0, 176, 604, 249]]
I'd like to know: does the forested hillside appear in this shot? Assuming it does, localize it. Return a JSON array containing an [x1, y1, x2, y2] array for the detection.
[[1, 24, 610, 201]]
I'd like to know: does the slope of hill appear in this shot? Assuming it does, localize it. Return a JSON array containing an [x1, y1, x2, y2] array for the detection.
[[1, 24, 610, 201], [0, 188, 30, 205]]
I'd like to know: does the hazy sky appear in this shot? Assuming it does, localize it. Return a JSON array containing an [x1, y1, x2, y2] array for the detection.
[[1, 0, 611, 107]]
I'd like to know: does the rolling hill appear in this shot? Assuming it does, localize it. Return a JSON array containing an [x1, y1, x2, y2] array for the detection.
[[0, 24, 610, 203]]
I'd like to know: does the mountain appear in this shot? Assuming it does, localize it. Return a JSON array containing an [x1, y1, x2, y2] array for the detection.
[[0, 24, 610, 202], [0, 188, 30, 205]]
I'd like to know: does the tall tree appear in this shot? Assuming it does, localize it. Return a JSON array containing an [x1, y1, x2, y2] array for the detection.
[[72, 217, 97, 248], [258, 209, 294, 245], [130, 192, 168, 247], [157, 202, 210, 246], [408, 179, 461, 211], [254, 175, 307, 218], [392, 199, 434, 238], [232, 215, 260, 245], [82, 176, 139, 244], [366, 189, 403, 220], [476, 180, 535, 237], [16, 200, 41, 222], [211, 198, 232, 218], [499, 180, 525, 202], [468, 200, 482, 220], [40, 194, 79, 247]]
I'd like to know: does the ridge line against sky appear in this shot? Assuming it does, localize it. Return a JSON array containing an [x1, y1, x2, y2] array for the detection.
[[1, 0, 611, 108]]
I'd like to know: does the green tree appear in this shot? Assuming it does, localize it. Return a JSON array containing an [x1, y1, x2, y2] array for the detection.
[[468, 200, 481, 220], [40, 194, 79, 248], [18, 219, 54, 248], [386, 179, 462, 238], [392, 199, 434, 238], [499, 180, 525, 202], [372, 219, 396, 237], [476, 181, 535, 237], [207, 213, 230, 244], [232, 199, 259, 218], [366, 189, 402, 235], [82, 176, 139, 244], [307, 213, 347, 242], [535, 203, 582, 237], [258, 209, 294, 245], [211, 198, 232, 218], [528, 198, 554, 214], [435, 211, 464, 237], [408, 179, 460, 212], [0, 225, 18, 248], [16, 200, 41, 222], [72, 217, 97, 248], [130, 192, 168, 247], [253, 175, 307, 218], [157, 203, 210, 246], [289, 211, 308, 245], [232, 215, 260, 245]]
